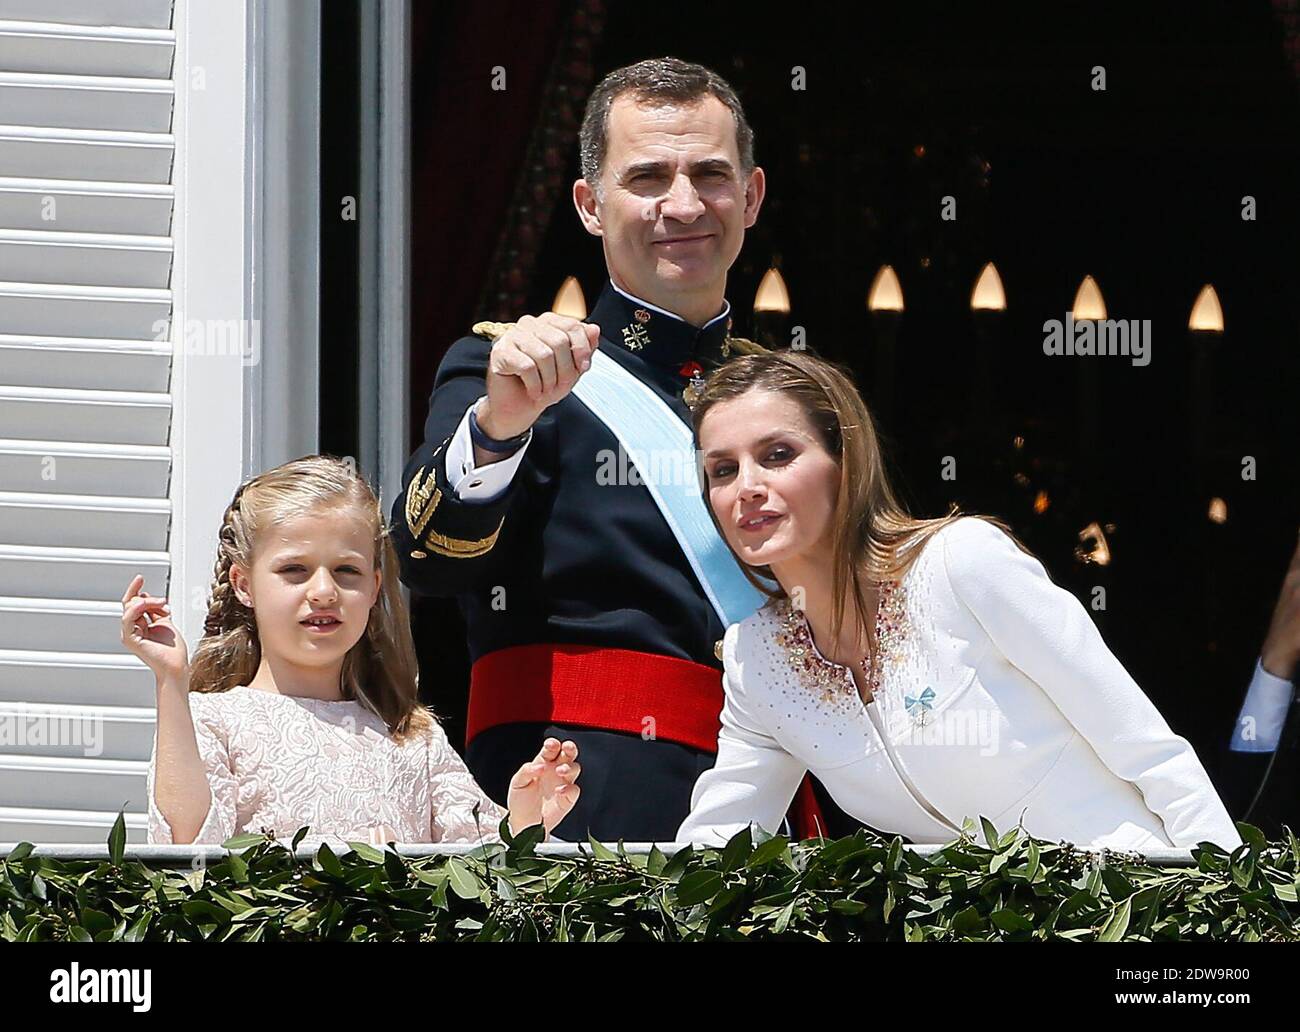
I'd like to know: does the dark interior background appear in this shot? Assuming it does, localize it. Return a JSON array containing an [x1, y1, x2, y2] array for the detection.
[[379, 0, 1300, 819]]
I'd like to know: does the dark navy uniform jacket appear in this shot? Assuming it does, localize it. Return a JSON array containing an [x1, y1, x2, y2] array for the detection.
[[390, 280, 744, 842]]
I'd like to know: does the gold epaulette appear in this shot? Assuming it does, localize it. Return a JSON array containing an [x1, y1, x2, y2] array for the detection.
[[471, 320, 516, 342], [724, 335, 768, 356]]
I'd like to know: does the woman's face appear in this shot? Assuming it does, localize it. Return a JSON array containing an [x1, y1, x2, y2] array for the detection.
[[698, 388, 842, 570], [230, 508, 381, 669]]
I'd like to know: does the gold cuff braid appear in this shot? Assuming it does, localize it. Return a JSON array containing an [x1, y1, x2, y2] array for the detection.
[[404, 459, 504, 560]]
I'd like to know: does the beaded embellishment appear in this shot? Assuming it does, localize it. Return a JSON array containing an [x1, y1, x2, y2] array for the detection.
[[774, 579, 917, 720]]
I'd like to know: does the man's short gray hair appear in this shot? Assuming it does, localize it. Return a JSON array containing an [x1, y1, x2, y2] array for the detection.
[[578, 57, 755, 195]]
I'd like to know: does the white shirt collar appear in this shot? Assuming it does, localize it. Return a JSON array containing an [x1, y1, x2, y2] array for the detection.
[[610, 280, 732, 331]]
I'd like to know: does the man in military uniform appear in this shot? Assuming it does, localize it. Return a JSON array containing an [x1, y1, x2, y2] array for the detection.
[[1223, 529, 1300, 835], [391, 57, 827, 842]]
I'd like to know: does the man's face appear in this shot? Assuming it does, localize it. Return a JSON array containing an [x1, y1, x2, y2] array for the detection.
[[576, 93, 764, 310]]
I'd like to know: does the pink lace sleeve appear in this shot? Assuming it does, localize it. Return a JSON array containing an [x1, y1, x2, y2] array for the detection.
[[425, 719, 508, 844], [147, 696, 240, 845]]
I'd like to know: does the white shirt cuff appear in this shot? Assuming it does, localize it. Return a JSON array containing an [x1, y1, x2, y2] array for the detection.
[[444, 397, 531, 502], [1229, 657, 1295, 752]]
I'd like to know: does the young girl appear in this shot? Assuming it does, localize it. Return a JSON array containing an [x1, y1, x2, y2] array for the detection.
[[676, 351, 1240, 851], [123, 455, 580, 846]]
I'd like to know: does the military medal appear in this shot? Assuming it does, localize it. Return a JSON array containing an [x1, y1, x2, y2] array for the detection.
[[680, 360, 706, 405]]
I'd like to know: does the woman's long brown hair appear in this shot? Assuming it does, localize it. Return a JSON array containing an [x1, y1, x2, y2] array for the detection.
[[187, 455, 431, 741], [691, 350, 1017, 647]]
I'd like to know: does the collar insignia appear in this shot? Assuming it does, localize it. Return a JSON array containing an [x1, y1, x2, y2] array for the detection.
[[621, 322, 650, 352]]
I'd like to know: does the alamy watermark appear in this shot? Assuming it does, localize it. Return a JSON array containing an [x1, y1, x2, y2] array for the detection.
[[49, 964, 151, 1012], [152, 317, 261, 367], [1042, 312, 1150, 366], [881, 704, 1001, 756], [0, 712, 103, 756], [595, 443, 704, 488]]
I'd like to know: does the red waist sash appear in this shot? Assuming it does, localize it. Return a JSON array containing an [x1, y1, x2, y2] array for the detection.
[[466, 641, 829, 839], [467, 643, 724, 753]]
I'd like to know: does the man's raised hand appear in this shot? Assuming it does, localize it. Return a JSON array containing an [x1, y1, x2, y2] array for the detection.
[[478, 313, 600, 441]]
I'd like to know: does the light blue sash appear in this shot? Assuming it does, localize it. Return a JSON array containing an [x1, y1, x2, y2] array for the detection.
[[571, 349, 767, 628]]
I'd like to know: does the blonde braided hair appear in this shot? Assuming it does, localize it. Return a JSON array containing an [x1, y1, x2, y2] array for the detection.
[[188, 455, 431, 741]]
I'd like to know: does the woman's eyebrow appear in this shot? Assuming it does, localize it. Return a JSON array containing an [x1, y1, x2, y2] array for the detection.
[[704, 432, 794, 459]]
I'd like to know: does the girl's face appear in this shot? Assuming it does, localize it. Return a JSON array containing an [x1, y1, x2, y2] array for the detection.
[[698, 389, 842, 570], [230, 508, 381, 669]]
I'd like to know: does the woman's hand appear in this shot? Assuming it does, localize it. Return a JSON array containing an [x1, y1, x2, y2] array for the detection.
[[505, 737, 581, 838], [120, 574, 190, 687]]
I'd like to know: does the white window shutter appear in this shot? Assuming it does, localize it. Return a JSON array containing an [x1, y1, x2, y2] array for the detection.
[[0, 1, 175, 844]]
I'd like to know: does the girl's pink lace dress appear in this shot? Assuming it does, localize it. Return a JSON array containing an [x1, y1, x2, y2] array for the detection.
[[147, 686, 508, 845]]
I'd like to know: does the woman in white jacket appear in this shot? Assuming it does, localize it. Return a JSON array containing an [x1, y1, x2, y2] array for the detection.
[[676, 350, 1240, 851]]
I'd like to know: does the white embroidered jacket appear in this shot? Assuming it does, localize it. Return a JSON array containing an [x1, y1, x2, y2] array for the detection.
[[676, 517, 1242, 851]]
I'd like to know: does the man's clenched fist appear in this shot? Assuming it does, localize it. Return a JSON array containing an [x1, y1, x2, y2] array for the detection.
[[476, 313, 601, 449]]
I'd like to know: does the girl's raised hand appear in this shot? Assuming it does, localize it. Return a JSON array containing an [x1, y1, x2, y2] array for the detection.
[[120, 574, 189, 684], [505, 738, 581, 838]]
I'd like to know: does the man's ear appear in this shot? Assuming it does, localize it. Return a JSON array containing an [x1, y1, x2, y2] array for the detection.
[[742, 166, 766, 229], [573, 178, 603, 237]]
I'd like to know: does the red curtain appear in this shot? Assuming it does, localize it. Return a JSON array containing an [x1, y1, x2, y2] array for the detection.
[[409, 1, 572, 445]]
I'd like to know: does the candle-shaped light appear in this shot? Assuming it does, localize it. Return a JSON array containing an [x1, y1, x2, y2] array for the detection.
[[754, 267, 791, 312], [867, 264, 904, 312], [1188, 284, 1224, 491], [1189, 284, 1224, 333], [753, 266, 791, 349], [1070, 274, 1106, 476], [970, 262, 1007, 312], [1186, 286, 1227, 659], [1071, 274, 1107, 320], [969, 262, 1007, 453], [866, 265, 903, 428], [552, 276, 587, 319]]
